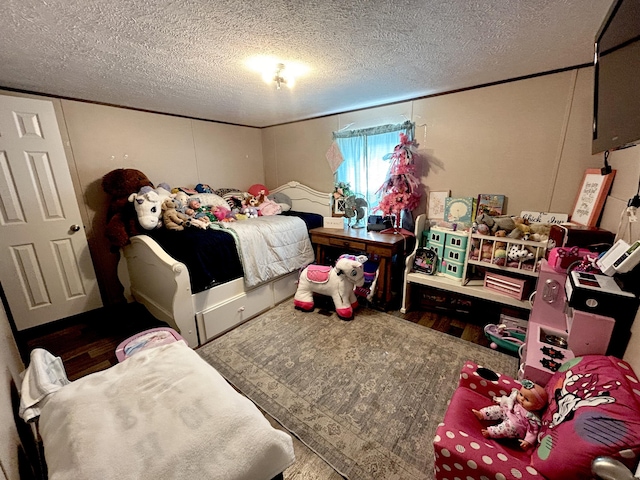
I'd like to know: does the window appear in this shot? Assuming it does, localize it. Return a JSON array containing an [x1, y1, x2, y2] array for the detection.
[[334, 121, 414, 210]]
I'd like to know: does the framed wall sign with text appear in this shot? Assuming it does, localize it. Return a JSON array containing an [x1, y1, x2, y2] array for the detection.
[[570, 169, 616, 227]]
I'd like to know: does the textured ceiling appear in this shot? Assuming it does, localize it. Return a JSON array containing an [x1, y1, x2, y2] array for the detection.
[[0, 0, 615, 128]]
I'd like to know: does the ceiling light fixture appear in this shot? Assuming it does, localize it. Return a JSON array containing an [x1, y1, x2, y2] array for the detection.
[[247, 56, 308, 90], [273, 63, 287, 90]]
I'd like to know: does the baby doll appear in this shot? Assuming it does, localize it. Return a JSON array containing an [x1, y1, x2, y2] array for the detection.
[[188, 198, 216, 222], [472, 379, 547, 449]]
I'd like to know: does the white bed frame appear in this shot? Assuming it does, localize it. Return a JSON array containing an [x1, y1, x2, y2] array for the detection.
[[118, 181, 331, 347]]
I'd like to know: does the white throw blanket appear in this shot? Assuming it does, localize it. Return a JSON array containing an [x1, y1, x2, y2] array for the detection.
[[38, 342, 295, 480], [19, 348, 70, 422], [218, 215, 315, 287]]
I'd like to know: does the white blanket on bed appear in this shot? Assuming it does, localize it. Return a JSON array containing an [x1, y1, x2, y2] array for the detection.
[[39, 342, 295, 480], [218, 215, 315, 288]]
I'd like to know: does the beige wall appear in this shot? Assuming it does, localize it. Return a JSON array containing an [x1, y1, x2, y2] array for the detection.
[[262, 66, 640, 368], [263, 68, 604, 216], [0, 90, 265, 305], [600, 146, 640, 372], [58, 100, 265, 304], [0, 301, 26, 480]]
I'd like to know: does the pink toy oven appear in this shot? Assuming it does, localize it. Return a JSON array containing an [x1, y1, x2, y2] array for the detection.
[[521, 260, 614, 385]]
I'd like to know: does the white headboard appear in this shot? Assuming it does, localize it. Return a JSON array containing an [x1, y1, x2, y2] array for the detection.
[[271, 181, 332, 217]]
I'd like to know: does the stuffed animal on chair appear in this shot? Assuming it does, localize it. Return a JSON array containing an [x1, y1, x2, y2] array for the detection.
[[294, 257, 365, 320]]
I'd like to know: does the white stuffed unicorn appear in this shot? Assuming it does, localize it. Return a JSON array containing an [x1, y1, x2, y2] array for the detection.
[[128, 183, 172, 230], [294, 257, 365, 320]]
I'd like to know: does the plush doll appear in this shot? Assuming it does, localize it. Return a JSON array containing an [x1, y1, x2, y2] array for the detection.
[[529, 223, 551, 242], [509, 217, 531, 239], [185, 216, 209, 229], [248, 184, 269, 197], [195, 183, 213, 194], [248, 191, 266, 207], [128, 184, 172, 230], [173, 191, 190, 213], [481, 242, 494, 261], [472, 379, 548, 450], [242, 206, 259, 218], [476, 213, 516, 235], [257, 195, 282, 216], [212, 205, 231, 221], [161, 197, 189, 231], [294, 257, 365, 320], [188, 198, 217, 222], [102, 168, 154, 250], [492, 248, 507, 266], [508, 245, 534, 262]]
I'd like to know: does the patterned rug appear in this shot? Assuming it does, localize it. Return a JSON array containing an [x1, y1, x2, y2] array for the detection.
[[197, 302, 518, 480]]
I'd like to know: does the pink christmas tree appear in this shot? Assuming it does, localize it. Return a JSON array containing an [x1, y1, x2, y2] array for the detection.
[[376, 133, 421, 235]]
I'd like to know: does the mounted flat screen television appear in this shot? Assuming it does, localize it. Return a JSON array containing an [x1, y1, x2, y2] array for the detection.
[[592, 0, 640, 154]]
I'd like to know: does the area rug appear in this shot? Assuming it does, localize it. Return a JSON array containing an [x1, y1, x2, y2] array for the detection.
[[197, 302, 518, 480]]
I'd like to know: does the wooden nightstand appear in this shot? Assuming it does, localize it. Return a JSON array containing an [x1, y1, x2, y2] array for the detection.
[[309, 227, 414, 309]]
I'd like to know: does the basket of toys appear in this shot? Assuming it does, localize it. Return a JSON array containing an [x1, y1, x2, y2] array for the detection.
[[484, 323, 526, 354]]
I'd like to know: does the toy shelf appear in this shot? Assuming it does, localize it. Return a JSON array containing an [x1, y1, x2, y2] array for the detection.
[[403, 271, 533, 311], [466, 233, 547, 277], [401, 215, 547, 314]]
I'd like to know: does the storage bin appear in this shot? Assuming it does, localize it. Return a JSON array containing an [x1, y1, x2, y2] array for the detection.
[[441, 258, 465, 279], [483, 272, 531, 300], [443, 245, 466, 263], [428, 229, 445, 246], [427, 242, 443, 260], [445, 232, 468, 250]]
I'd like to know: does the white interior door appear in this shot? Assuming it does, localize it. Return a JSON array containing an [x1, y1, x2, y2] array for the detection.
[[0, 95, 102, 330]]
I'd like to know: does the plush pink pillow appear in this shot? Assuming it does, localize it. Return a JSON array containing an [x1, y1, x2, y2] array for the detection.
[[531, 355, 640, 480], [248, 184, 269, 196]]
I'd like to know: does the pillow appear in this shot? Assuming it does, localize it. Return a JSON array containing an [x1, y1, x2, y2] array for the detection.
[[269, 192, 292, 211], [214, 188, 241, 197], [220, 191, 246, 209], [248, 184, 269, 197], [189, 193, 228, 210], [530, 355, 640, 480]]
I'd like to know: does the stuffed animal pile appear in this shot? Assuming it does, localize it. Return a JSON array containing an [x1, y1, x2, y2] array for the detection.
[[469, 214, 551, 269], [102, 171, 292, 249]]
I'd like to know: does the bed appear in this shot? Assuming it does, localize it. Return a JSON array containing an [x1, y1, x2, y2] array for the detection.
[[20, 342, 296, 480], [118, 181, 332, 347]]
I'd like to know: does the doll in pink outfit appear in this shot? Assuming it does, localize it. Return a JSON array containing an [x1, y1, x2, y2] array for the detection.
[[472, 379, 548, 449]]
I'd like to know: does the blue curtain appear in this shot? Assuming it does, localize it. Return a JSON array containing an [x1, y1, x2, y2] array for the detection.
[[334, 121, 414, 210]]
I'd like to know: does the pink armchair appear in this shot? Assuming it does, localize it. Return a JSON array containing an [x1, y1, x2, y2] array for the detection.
[[434, 356, 640, 480]]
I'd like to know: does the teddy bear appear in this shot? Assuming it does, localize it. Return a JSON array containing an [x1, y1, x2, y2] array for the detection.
[[102, 168, 154, 251], [494, 229, 508, 249], [161, 197, 189, 231]]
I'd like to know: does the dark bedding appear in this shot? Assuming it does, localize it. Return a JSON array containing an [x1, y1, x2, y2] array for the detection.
[[146, 211, 322, 294], [281, 210, 324, 230], [147, 227, 243, 293]]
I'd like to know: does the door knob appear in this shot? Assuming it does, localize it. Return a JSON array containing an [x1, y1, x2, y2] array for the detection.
[[70, 224, 81, 232]]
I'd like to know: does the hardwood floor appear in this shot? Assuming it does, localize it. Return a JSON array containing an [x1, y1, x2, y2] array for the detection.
[[15, 297, 517, 480], [16, 301, 496, 380], [15, 301, 166, 381]]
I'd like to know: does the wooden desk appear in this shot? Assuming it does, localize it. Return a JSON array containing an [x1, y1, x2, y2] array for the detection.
[[309, 227, 413, 308]]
